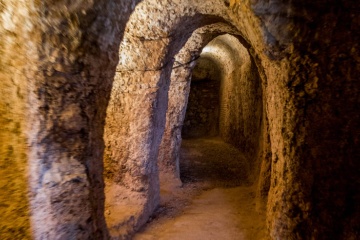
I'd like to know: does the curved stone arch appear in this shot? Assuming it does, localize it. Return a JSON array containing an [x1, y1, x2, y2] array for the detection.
[[103, 19, 243, 238], [14, 1, 142, 239], [207, 34, 271, 214], [1, 1, 357, 240], [103, 0, 272, 236], [203, 35, 255, 143], [157, 23, 253, 189], [162, 29, 272, 222], [158, 27, 269, 185], [104, 1, 268, 235]]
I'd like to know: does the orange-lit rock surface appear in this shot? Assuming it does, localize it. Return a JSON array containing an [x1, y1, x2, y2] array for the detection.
[[1, 0, 359, 239]]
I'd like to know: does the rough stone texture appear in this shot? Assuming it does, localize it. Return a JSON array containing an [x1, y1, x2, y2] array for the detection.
[[182, 58, 221, 138], [1, 0, 359, 239], [203, 35, 263, 166], [103, 2, 237, 237], [192, 57, 221, 82], [156, 66, 192, 190], [1, 0, 139, 238], [243, 0, 360, 239], [25, 1, 140, 238], [0, 1, 32, 238], [157, 23, 241, 192], [263, 1, 360, 239]]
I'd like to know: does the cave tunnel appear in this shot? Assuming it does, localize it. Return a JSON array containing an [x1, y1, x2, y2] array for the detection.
[[182, 53, 221, 139], [1, 0, 359, 239], [179, 33, 263, 184]]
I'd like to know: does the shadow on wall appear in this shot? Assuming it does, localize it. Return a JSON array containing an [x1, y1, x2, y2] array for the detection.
[[182, 56, 221, 138]]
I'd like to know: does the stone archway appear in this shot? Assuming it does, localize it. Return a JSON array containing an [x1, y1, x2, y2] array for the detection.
[[157, 26, 272, 205], [0, 1, 141, 238], [2, 0, 357, 239], [102, 0, 273, 237]]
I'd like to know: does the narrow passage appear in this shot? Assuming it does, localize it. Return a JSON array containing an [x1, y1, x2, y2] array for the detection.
[[134, 137, 266, 240]]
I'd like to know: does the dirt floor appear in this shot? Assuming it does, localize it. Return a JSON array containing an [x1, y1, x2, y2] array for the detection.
[[133, 137, 266, 240]]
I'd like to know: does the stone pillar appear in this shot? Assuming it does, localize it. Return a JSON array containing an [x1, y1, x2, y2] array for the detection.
[[0, 1, 136, 238], [158, 66, 193, 189]]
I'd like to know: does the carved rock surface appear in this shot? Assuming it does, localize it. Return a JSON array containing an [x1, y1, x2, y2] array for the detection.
[[0, 0, 359, 239]]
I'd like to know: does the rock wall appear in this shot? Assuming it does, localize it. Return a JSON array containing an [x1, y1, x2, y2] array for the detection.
[[182, 57, 221, 138], [1, 0, 273, 237], [192, 57, 221, 81], [207, 35, 263, 165], [269, 1, 359, 238], [1, 0, 139, 238], [247, 0, 360, 239], [103, 1, 239, 236], [1, 0, 358, 239], [0, 1, 32, 238], [157, 23, 240, 191]]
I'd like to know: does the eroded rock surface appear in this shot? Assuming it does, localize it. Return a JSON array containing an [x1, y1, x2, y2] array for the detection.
[[0, 0, 359, 239]]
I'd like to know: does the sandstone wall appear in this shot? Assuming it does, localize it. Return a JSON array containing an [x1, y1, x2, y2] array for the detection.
[[1, 0, 139, 238], [157, 23, 240, 190], [103, 2, 239, 236], [283, 1, 360, 238], [1, 0, 358, 239], [182, 57, 221, 138], [0, 1, 32, 238]]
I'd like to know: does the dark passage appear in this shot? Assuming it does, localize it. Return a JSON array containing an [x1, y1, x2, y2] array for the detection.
[[180, 137, 251, 188], [182, 57, 221, 138]]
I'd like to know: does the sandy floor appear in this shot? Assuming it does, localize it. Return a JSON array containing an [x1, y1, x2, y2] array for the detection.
[[133, 137, 266, 240]]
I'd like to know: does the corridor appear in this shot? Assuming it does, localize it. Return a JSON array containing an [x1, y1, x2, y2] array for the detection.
[[134, 138, 265, 240], [1, 0, 358, 239]]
